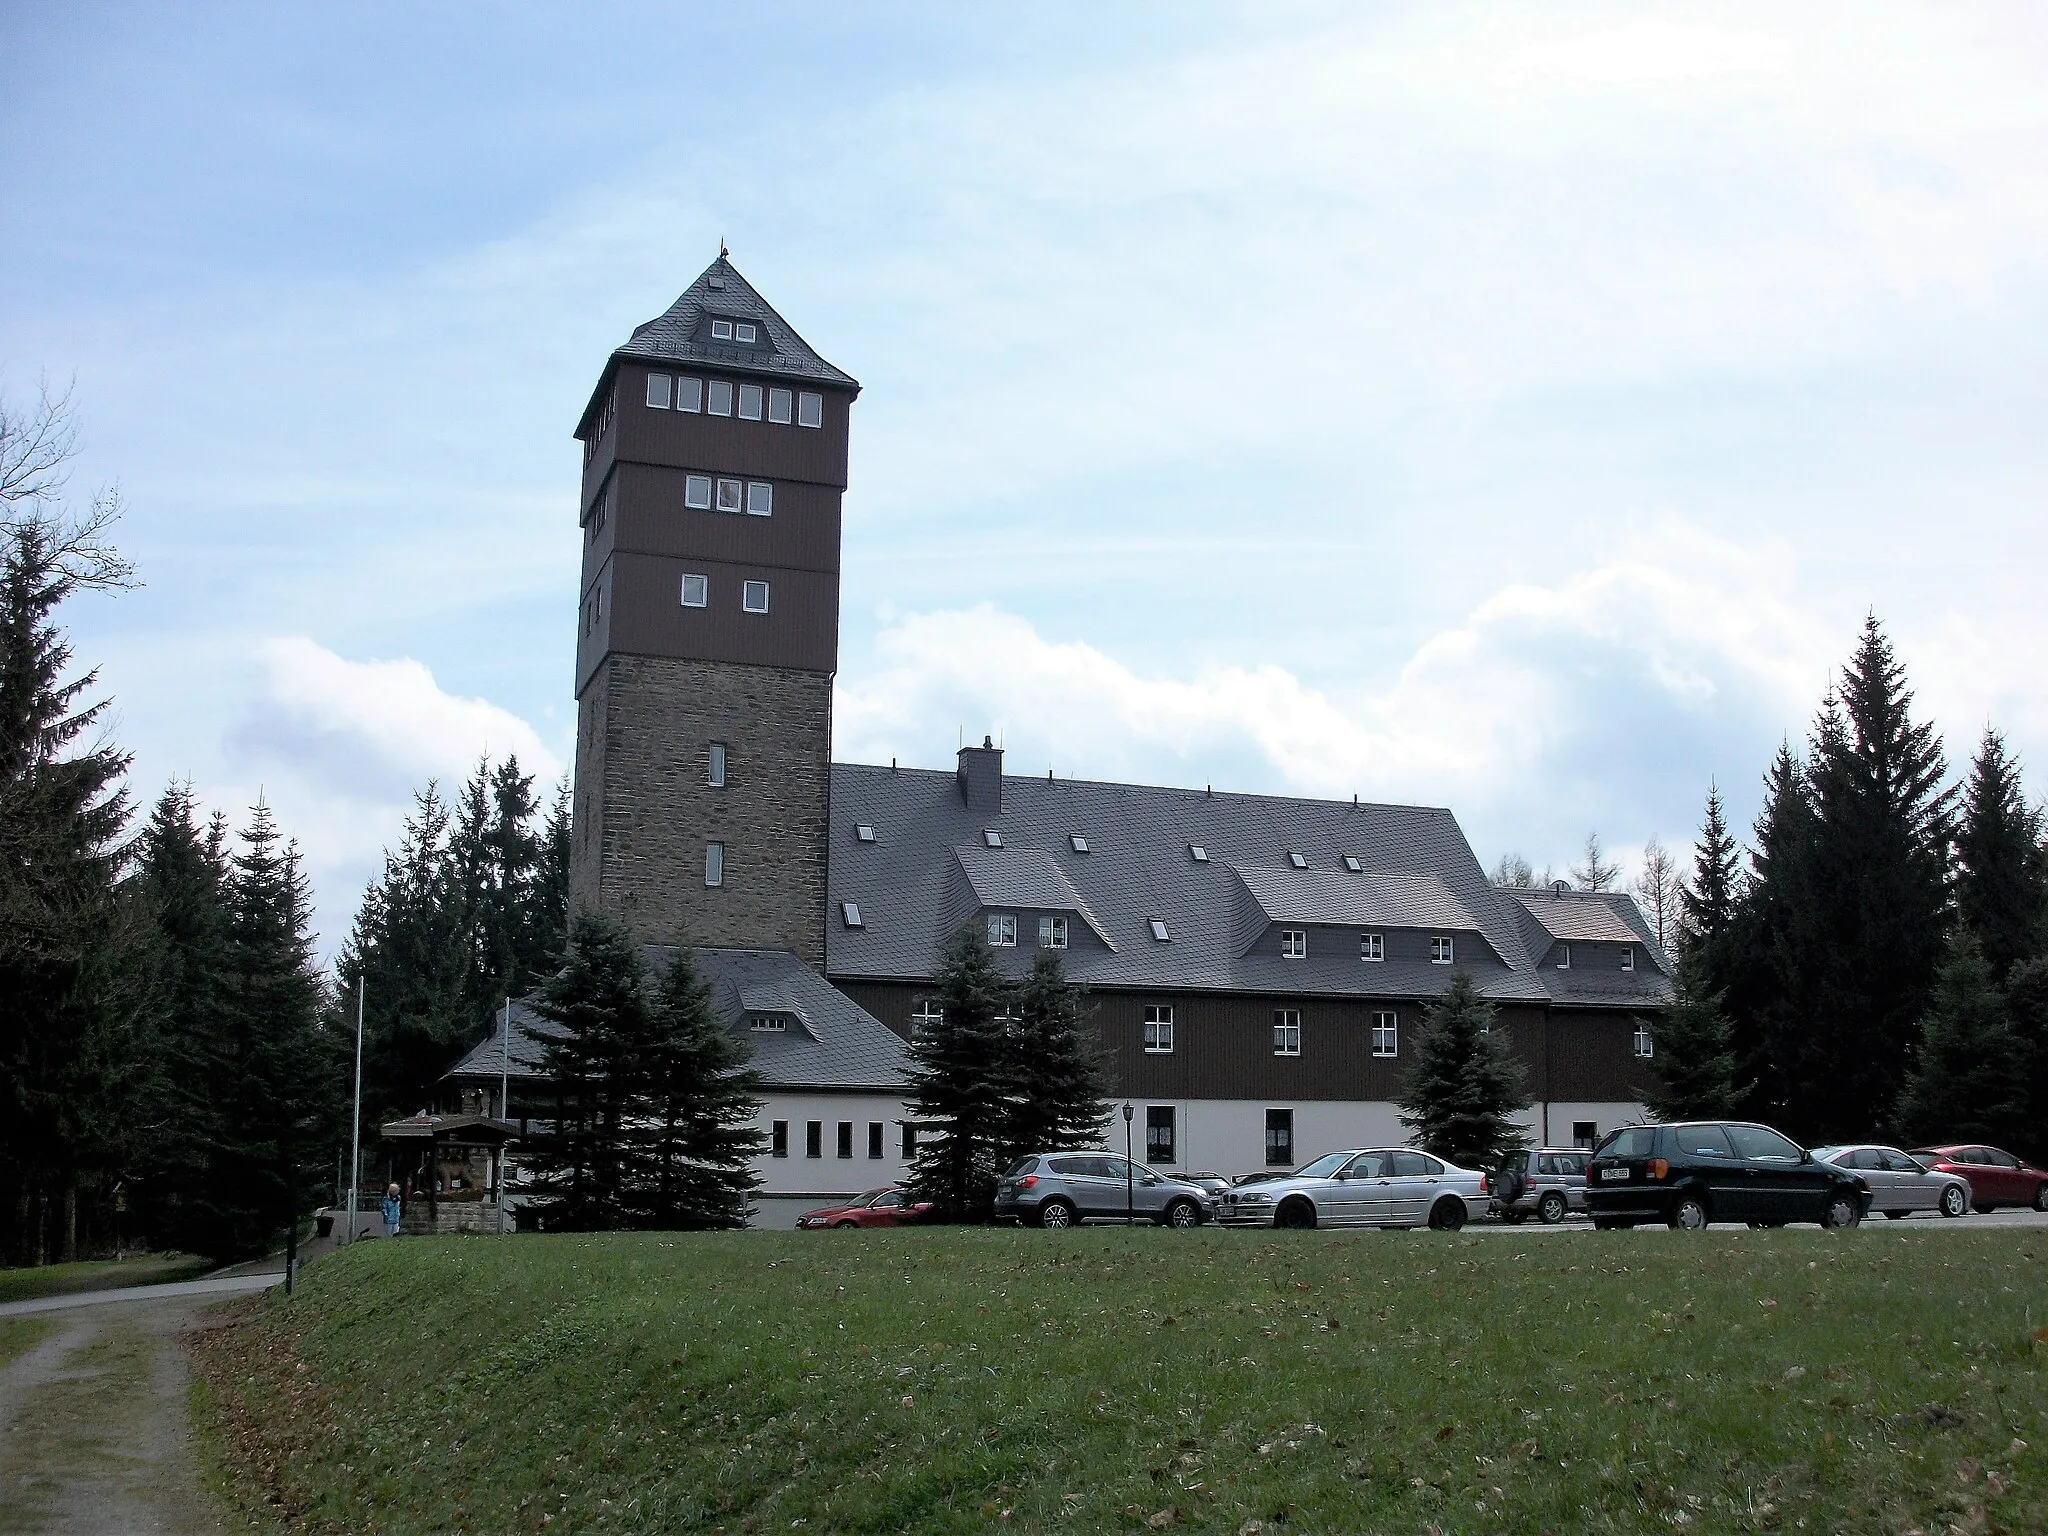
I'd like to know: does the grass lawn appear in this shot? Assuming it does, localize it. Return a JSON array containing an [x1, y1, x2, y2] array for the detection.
[[0, 1315, 55, 1369], [0, 1253, 211, 1306], [193, 1226, 2046, 1535]]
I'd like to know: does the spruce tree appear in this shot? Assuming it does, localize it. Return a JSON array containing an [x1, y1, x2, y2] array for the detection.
[[2003, 955, 2048, 1168], [1680, 785, 1740, 962], [999, 949, 1108, 1162], [531, 777, 572, 964], [1736, 742, 1819, 1125], [1894, 931, 2028, 1149], [904, 925, 1013, 1220], [1396, 971, 1529, 1168], [1641, 951, 1739, 1122], [640, 950, 764, 1229], [1953, 730, 2047, 983]]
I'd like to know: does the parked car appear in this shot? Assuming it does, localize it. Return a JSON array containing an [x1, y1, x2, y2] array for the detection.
[[1181, 1170, 1233, 1198], [1585, 1121, 1868, 1230], [1490, 1148, 1591, 1224], [993, 1153, 1213, 1228], [1811, 1145, 1970, 1219], [1212, 1147, 1487, 1230], [1910, 1145, 2048, 1213], [795, 1186, 933, 1229]]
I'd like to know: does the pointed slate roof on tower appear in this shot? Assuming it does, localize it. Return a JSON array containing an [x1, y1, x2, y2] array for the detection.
[[617, 252, 858, 389]]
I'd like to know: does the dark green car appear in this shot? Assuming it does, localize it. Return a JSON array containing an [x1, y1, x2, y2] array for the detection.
[[1584, 1121, 1869, 1230]]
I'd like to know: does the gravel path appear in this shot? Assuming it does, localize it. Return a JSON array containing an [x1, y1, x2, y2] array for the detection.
[[0, 1293, 236, 1534]]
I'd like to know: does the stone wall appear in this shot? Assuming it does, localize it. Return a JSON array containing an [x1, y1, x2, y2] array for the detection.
[[571, 652, 831, 966]]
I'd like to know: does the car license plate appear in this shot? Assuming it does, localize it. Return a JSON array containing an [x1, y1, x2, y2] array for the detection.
[[1600, 1166, 1631, 1181]]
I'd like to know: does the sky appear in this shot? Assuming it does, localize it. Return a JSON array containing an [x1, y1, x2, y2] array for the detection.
[[4, 3, 2046, 960]]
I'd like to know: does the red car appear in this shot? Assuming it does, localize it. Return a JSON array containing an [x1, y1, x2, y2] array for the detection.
[[794, 1186, 932, 1229], [1911, 1145, 2048, 1213]]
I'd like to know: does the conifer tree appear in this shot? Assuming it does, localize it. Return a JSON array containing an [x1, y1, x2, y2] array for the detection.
[[1396, 971, 1529, 1168], [1680, 785, 1741, 961], [1953, 729, 2047, 983], [999, 949, 1108, 1161], [2002, 954, 2048, 1167], [904, 925, 1013, 1219], [1736, 742, 1819, 1124], [1641, 951, 1739, 1122], [531, 777, 572, 963], [1569, 831, 1620, 893], [640, 950, 763, 1229], [1894, 931, 2028, 1149]]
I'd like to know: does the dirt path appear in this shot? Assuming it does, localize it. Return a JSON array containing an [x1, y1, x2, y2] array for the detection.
[[0, 1293, 234, 1535]]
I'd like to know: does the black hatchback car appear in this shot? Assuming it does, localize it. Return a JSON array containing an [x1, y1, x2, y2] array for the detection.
[[1584, 1121, 1869, 1230]]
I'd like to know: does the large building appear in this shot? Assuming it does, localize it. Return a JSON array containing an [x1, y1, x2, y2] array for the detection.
[[470, 253, 1671, 1223]]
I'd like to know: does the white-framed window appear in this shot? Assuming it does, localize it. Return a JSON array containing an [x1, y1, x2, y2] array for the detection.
[[1272, 1010, 1302, 1057], [1288, 851, 1307, 869], [680, 573, 708, 608], [1149, 919, 1170, 942], [708, 380, 734, 416], [1038, 916, 1067, 949], [735, 321, 758, 343], [1360, 932, 1384, 962], [708, 741, 727, 787], [742, 580, 770, 613], [841, 901, 864, 929], [797, 391, 823, 428], [684, 474, 713, 510], [716, 477, 744, 513], [1070, 834, 1088, 853], [746, 481, 773, 516], [855, 823, 876, 842], [1633, 1022, 1654, 1059], [1430, 935, 1455, 965], [1143, 1004, 1174, 1053], [983, 829, 1003, 847], [909, 999, 943, 1040], [750, 1015, 786, 1032], [676, 376, 703, 413], [738, 383, 763, 420], [1189, 844, 1209, 863], [769, 387, 793, 424], [1556, 943, 1571, 970], [1621, 946, 1635, 972], [645, 372, 672, 408], [705, 842, 724, 887], [987, 913, 1017, 947], [1371, 1011, 1398, 1057], [711, 318, 733, 340], [1281, 929, 1307, 959]]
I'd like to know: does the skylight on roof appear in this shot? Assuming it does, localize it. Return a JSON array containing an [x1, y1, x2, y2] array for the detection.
[[1149, 919, 1171, 942], [841, 902, 864, 928], [984, 830, 1003, 848], [1288, 851, 1307, 869], [1071, 835, 1089, 853], [1343, 855, 1362, 872], [1189, 845, 1209, 863], [856, 824, 876, 842]]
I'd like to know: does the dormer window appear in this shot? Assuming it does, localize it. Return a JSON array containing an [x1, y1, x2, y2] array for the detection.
[[1288, 851, 1307, 869], [987, 914, 1017, 947], [1430, 935, 1454, 965], [749, 1015, 787, 1031], [1342, 856, 1362, 872], [1038, 916, 1067, 949], [855, 824, 876, 843], [1070, 835, 1089, 853], [735, 321, 758, 343], [841, 902, 864, 929], [983, 830, 1003, 848], [1620, 946, 1635, 972], [1281, 929, 1307, 959], [711, 318, 733, 340], [1556, 943, 1571, 969], [1189, 845, 1209, 863], [1360, 933, 1384, 962]]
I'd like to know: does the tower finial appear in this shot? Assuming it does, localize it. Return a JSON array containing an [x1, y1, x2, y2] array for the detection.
[[719, 237, 729, 259]]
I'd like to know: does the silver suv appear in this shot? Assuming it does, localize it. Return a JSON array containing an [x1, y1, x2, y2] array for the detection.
[[1490, 1148, 1591, 1224], [1213, 1147, 1488, 1230], [994, 1153, 1213, 1229]]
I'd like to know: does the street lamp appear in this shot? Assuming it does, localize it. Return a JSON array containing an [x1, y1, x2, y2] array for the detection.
[[1123, 1103, 1136, 1225]]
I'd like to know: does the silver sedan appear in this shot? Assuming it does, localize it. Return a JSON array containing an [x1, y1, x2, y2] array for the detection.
[[1213, 1147, 1487, 1230], [1812, 1145, 1971, 1219]]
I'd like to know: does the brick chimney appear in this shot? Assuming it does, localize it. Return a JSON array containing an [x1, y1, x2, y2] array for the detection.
[[957, 736, 1003, 814]]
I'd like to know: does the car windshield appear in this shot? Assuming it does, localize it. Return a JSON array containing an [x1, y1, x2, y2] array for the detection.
[[1294, 1151, 1356, 1179]]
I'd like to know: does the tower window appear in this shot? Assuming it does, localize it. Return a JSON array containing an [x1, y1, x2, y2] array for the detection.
[[645, 373, 672, 409], [1280, 929, 1307, 959], [1143, 1004, 1173, 1053], [1272, 1010, 1302, 1056], [708, 380, 734, 416], [680, 574, 708, 608], [769, 387, 793, 424], [1371, 1011, 1399, 1057], [1360, 932, 1384, 962], [1038, 916, 1067, 949], [738, 383, 763, 420], [716, 478, 744, 513], [746, 481, 773, 516], [742, 581, 770, 614], [841, 901, 864, 928], [711, 318, 733, 340], [1430, 935, 1454, 964], [708, 742, 727, 787], [684, 474, 713, 510], [705, 842, 725, 887], [797, 392, 823, 428], [987, 913, 1016, 947], [676, 376, 703, 412]]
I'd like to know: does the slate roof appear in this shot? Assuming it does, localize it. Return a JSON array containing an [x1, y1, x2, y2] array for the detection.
[[576, 254, 858, 438], [446, 947, 909, 1095], [1500, 887, 1676, 1007], [825, 764, 1565, 1005]]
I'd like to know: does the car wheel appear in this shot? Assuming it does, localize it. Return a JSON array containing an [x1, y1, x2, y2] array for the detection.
[[1161, 1198, 1201, 1229], [1037, 1198, 1075, 1230], [1537, 1191, 1568, 1225], [1428, 1198, 1467, 1231], [2035, 1184, 2048, 1213], [1668, 1194, 1709, 1230], [1821, 1193, 1861, 1229], [1275, 1197, 1317, 1230], [1940, 1184, 1967, 1218], [835, 1220, 859, 1229]]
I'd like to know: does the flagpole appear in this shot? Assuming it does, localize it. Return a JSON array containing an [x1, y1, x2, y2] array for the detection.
[[346, 977, 365, 1245]]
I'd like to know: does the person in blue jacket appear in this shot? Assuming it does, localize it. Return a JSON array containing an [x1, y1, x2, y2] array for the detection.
[[382, 1183, 402, 1237]]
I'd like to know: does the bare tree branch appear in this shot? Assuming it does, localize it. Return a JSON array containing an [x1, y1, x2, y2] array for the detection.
[[0, 383, 138, 593]]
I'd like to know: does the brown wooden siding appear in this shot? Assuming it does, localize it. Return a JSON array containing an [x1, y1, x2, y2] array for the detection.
[[584, 363, 853, 504], [580, 553, 839, 687]]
